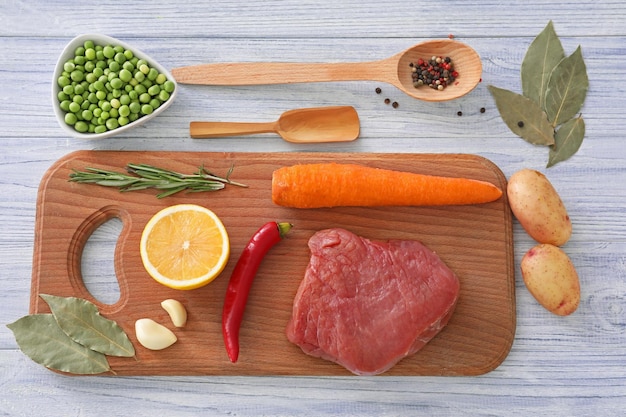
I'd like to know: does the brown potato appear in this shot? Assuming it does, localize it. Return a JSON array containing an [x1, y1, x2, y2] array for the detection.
[[521, 243, 580, 316], [507, 169, 572, 246]]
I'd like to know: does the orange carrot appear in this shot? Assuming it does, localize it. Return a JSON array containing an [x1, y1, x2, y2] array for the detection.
[[272, 163, 503, 208]]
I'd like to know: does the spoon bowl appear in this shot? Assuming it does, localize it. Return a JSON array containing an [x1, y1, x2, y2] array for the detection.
[[390, 40, 482, 101], [173, 39, 481, 102], [190, 106, 360, 143]]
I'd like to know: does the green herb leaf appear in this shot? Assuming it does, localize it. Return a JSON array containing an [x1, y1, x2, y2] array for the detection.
[[548, 115, 585, 167], [7, 314, 111, 374], [521, 20, 565, 109], [544, 46, 589, 126], [41, 294, 135, 358], [488, 85, 555, 146]]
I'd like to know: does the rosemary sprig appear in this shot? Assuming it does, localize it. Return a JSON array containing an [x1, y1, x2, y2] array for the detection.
[[69, 163, 247, 198]]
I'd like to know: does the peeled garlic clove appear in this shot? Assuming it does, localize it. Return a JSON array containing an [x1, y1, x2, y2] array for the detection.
[[135, 318, 177, 350], [161, 299, 187, 327]]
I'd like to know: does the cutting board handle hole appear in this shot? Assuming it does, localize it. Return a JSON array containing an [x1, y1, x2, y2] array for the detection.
[[81, 216, 123, 305], [68, 206, 130, 309]]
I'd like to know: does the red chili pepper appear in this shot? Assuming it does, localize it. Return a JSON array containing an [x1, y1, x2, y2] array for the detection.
[[222, 221, 293, 363]]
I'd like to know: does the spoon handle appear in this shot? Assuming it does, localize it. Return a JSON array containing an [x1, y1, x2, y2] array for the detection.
[[190, 121, 277, 138], [172, 61, 392, 86]]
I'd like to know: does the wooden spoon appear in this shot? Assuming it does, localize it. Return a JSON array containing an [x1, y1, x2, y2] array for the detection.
[[189, 106, 360, 143], [172, 40, 481, 102]]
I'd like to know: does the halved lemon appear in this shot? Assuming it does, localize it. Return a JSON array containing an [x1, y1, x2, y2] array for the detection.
[[139, 204, 230, 290]]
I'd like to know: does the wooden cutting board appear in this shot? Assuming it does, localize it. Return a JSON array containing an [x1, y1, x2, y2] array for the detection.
[[31, 151, 515, 376]]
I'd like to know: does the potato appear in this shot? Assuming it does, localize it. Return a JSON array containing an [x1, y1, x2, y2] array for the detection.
[[507, 169, 572, 246], [521, 243, 580, 316]]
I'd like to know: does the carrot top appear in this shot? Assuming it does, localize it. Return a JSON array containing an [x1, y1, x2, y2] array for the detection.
[[272, 163, 503, 208]]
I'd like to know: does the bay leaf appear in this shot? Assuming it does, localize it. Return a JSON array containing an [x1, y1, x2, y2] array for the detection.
[[544, 46, 589, 126], [7, 314, 111, 375], [521, 20, 565, 109], [41, 294, 135, 358], [548, 115, 585, 167], [488, 85, 555, 146]]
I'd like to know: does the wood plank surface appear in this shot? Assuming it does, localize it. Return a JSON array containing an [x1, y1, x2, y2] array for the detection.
[[31, 151, 514, 376]]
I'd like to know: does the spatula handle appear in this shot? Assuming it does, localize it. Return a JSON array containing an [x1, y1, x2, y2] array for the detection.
[[190, 121, 276, 138], [172, 61, 388, 86]]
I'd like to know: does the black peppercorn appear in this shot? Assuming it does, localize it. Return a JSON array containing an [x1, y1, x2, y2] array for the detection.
[[480, 107, 486, 113], [384, 98, 391, 104], [375, 87, 382, 94], [457, 111, 463, 116], [392, 101, 399, 108], [518, 121, 524, 127]]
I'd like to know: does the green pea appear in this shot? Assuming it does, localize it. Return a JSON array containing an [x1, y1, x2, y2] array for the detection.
[[100, 111, 110, 120], [74, 46, 85, 56], [118, 116, 130, 126], [84, 40, 95, 50], [57, 76, 71, 88], [68, 101, 81, 113], [85, 48, 96, 61], [100, 101, 112, 112], [60, 100, 71, 112], [96, 50, 105, 61], [163, 80, 175, 93], [64, 112, 77, 125], [82, 109, 93, 121], [75, 121, 89, 133], [134, 71, 145, 82], [94, 125, 107, 134], [119, 69, 132, 83], [74, 55, 86, 66], [158, 90, 170, 101], [118, 105, 130, 117], [96, 90, 107, 101], [106, 118, 119, 130], [109, 61, 120, 72], [93, 108, 102, 118], [147, 68, 159, 81], [129, 112, 139, 122], [110, 98, 121, 109], [109, 108, 119, 119], [114, 52, 126, 64], [93, 67, 104, 78], [134, 84, 147, 94], [103, 45, 115, 59], [62, 85, 74, 95], [148, 85, 161, 96], [139, 93, 151, 103], [120, 94, 131, 105], [141, 104, 153, 115], [110, 77, 123, 90], [71, 70, 84, 82], [149, 98, 160, 110], [64, 62, 75, 72], [122, 61, 135, 72], [155, 73, 167, 85], [57, 91, 69, 101], [128, 90, 138, 100], [72, 94, 84, 104], [124, 49, 134, 60], [129, 101, 141, 114]]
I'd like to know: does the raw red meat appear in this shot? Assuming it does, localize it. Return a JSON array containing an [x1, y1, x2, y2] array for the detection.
[[286, 228, 460, 376]]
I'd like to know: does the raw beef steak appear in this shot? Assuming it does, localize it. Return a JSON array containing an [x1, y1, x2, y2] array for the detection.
[[286, 228, 460, 375]]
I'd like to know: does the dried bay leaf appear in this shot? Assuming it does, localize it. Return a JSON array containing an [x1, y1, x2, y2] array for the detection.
[[521, 20, 565, 109], [548, 115, 585, 167], [41, 294, 135, 358], [7, 314, 111, 375], [544, 46, 589, 126], [488, 85, 555, 146]]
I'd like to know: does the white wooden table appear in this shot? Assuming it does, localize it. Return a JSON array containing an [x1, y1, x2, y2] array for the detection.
[[1, 1, 625, 415]]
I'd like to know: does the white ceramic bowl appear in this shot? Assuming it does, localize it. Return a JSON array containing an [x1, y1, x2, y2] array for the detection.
[[52, 34, 178, 139]]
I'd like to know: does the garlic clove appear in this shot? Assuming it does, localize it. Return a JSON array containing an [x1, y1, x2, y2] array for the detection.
[[161, 299, 187, 327], [135, 318, 177, 350]]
